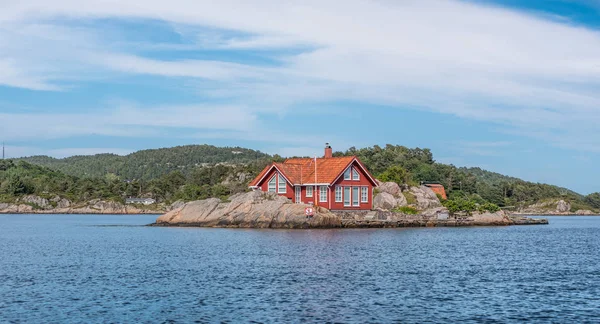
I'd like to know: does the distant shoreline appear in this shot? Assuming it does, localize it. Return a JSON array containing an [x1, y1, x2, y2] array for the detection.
[[0, 211, 164, 215]]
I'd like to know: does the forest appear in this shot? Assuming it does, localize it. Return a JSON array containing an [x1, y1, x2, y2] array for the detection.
[[3, 144, 599, 212]]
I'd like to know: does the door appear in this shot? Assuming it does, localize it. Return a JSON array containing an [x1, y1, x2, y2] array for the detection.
[[295, 186, 301, 204]]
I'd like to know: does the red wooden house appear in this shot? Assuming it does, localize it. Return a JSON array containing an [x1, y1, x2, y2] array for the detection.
[[249, 144, 378, 211]]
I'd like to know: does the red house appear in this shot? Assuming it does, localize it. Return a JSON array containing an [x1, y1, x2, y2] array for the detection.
[[249, 144, 378, 211]]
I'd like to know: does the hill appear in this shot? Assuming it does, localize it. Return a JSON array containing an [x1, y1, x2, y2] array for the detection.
[[6, 143, 599, 212], [19, 145, 270, 180], [335, 144, 593, 211]]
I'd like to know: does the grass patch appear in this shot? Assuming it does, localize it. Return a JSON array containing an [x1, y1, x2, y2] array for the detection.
[[403, 191, 417, 205], [393, 206, 418, 214]]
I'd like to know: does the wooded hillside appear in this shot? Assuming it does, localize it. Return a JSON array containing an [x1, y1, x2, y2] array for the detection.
[[5, 143, 597, 212]]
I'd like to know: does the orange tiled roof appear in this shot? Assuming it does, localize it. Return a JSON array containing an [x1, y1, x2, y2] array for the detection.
[[250, 156, 377, 187]]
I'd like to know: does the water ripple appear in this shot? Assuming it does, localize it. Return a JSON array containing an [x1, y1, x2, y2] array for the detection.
[[0, 215, 599, 323]]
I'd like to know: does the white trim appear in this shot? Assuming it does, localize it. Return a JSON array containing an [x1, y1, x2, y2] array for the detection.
[[352, 187, 360, 207], [278, 174, 287, 194], [301, 183, 330, 186], [268, 175, 277, 192], [344, 167, 351, 180], [306, 186, 313, 198], [343, 186, 351, 207], [331, 158, 378, 187], [335, 186, 342, 202], [295, 186, 301, 204], [319, 186, 328, 203], [253, 164, 293, 188], [361, 186, 369, 203], [352, 167, 360, 181]]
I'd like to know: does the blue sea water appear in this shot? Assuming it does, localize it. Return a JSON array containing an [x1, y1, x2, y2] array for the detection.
[[1, 215, 599, 323]]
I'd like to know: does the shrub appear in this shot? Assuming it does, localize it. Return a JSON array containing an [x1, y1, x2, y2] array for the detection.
[[478, 202, 500, 213], [378, 165, 411, 185], [394, 206, 418, 214], [403, 191, 417, 205]]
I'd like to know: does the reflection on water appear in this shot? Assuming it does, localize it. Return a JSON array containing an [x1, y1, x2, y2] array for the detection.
[[1, 215, 599, 323]]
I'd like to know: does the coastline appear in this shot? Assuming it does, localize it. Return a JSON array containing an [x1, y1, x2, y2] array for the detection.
[[0, 210, 164, 215], [149, 216, 548, 228]]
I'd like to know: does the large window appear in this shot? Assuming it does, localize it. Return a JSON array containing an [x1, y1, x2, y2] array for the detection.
[[361, 186, 369, 203], [278, 174, 287, 194], [344, 187, 351, 206], [335, 186, 342, 202], [268, 176, 277, 192], [306, 186, 313, 198], [352, 168, 360, 181], [344, 168, 351, 180], [320, 186, 328, 202], [353, 187, 360, 206]]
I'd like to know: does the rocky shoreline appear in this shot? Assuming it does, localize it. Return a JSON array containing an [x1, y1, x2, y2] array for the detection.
[[0, 195, 164, 215], [151, 190, 548, 229]]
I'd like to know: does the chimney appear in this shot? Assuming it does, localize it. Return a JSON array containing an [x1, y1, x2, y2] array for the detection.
[[324, 143, 332, 158]]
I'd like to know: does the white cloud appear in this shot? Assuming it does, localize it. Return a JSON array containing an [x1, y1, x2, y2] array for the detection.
[[0, 104, 262, 141], [1, 0, 600, 151]]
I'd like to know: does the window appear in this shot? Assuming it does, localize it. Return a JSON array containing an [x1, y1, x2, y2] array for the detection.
[[268, 176, 276, 192], [344, 168, 351, 180], [361, 186, 369, 203], [352, 168, 360, 181], [306, 186, 313, 198], [320, 186, 328, 202], [335, 186, 342, 202], [344, 187, 351, 206], [353, 187, 360, 206], [278, 174, 286, 193]]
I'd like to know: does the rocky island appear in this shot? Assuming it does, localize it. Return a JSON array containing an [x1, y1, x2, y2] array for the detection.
[[152, 182, 548, 228]]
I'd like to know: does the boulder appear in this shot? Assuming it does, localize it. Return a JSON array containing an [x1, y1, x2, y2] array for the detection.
[[396, 193, 408, 207], [374, 192, 398, 210], [556, 200, 571, 213], [373, 192, 408, 211], [170, 200, 186, 211], [378, 182, 402, 197], [57, 198, 71, 209], [471, 210, 511, 225], [575, 210, 595, 215], [410, 186, 442, 209], [155, 191, 342, 228], [21, 195, 50, 209]]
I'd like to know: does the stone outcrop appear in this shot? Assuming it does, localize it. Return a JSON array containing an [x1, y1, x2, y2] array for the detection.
[[155, 191, 341, 228], [373, 182, 408, 210], [517, 199, 579, 215], [21, 195, 51, 209], [575, 210, 596, 215], [556, 200, 571, 213], [410, 186, 442, 209], [0, 197, 163, 214], [377, 182, 402, 197], [373, 192, 399, 210], [153, 191, 546, 228]]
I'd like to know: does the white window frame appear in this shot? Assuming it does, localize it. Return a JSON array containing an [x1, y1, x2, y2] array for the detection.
[[335, 186, 342, 202], [320, 186, 328, 202], [352, 167, 360, 181], [306, 186, 313, 198], [344, 168, 351, 180], [278, 174, 287, 194], [344, 187, 351, 207], [361, 186, 369, 203], [268, 176, 277, 192], [352, 187, 360, 206]]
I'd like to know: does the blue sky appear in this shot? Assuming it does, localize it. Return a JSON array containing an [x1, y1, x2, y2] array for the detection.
[[1, 0, 600, 194]]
